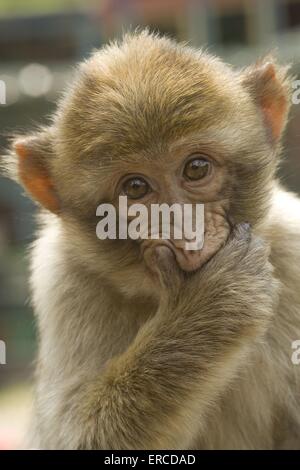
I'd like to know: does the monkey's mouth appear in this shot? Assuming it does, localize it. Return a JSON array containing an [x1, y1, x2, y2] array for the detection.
[[142, 239, 204, 272]]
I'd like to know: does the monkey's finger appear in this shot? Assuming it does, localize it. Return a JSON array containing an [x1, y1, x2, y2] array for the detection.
[[224, 222, 252, 258], [220, 222, 271, 275], [230, 222, 252, 243], [202, 222, 252, 275]]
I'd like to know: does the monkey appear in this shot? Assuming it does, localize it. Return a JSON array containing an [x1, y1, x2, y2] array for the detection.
[[2, 30, 300, 449]]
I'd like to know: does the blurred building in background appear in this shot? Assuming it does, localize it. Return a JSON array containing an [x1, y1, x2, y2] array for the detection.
[[1, 0, 300, 392]]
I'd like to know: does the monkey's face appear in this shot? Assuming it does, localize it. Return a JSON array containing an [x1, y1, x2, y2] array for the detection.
[[54, 155, 231, 299], [56, 138, 232, 296], [12, 33, 289, 297], [100, 144, 232, 274]]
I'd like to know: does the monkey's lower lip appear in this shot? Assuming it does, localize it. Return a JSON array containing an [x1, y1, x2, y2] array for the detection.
[[142, 240, 203, 272], [143, 243, 175, 277]]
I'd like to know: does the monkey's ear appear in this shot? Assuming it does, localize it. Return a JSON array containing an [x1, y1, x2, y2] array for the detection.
[[4, 131, 60, 213], [240, 57, 292, 142]]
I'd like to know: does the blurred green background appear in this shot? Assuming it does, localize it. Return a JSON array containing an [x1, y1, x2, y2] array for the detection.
[[1, 0, 300, 449]]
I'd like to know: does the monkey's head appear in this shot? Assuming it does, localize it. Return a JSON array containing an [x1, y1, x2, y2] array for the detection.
[[5, 32, 292, 298]]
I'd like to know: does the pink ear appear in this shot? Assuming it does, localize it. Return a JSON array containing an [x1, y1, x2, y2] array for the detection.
[[259, 63, 288, 141], [15, 141, 60, 213], [241, 59, 291, 142], [261, 94, 287, 142]]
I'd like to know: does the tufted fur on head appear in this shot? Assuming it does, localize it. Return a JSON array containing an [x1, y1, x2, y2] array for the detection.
[[2, 32, 292, 221]]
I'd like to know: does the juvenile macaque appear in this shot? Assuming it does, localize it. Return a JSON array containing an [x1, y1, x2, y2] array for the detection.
[[3, 31, 300, 449]]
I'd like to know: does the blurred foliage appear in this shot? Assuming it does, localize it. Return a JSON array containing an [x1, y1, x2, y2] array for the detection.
[[0, 0, 85, 16]]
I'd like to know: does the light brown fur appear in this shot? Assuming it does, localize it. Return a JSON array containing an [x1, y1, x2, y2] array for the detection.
[[2, 31, 300, 449]]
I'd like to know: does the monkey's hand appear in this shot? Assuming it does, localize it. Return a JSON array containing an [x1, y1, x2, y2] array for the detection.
[[153, 222, 278, 339], [57, 224, 278, 450]]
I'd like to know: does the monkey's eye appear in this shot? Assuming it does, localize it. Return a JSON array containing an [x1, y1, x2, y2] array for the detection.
[[122, 177, 150, 199], [183, 157, 211, 181]]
